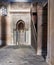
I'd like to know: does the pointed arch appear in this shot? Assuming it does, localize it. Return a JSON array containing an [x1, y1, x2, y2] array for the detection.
[[16, 20, 25, 30]]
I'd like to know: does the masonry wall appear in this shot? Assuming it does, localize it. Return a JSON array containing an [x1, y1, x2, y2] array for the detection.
[[0, 16, 1, 45], [7, 2, 31, 45], [47, 0, 54, 65], [0, 2, 31, 46]]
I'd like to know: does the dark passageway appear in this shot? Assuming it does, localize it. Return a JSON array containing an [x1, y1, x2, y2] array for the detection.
[[1, 16, 7, 46], [42, 4, 48, 60]]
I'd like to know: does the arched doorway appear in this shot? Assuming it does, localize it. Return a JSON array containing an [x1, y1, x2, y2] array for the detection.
[[16, 20, 26, 45]]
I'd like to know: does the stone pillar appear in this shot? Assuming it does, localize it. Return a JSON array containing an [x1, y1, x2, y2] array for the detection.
[[37, 5, 43, 55], [6, 16, 12, 45], [46, 0, 54, 65], [46, 0, 51, 64], [6, 4, 13, 45], [0, 16, 1, 45]]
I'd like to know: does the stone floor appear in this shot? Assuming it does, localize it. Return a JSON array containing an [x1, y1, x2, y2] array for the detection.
[[0, 45, 48, 65]]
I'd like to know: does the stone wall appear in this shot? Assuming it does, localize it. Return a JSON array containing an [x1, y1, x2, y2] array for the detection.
[[10, 2, 31, 10], [0, 16, 1, 45], [47, 0, 54, 65], [10, 12, 31, 45], [0, 2, 31, 46], [7, 2, 31, 45]]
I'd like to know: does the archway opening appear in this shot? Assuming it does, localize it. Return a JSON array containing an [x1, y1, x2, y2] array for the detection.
[[16, 20, 25, 31], [16, 20, 25, 45]]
